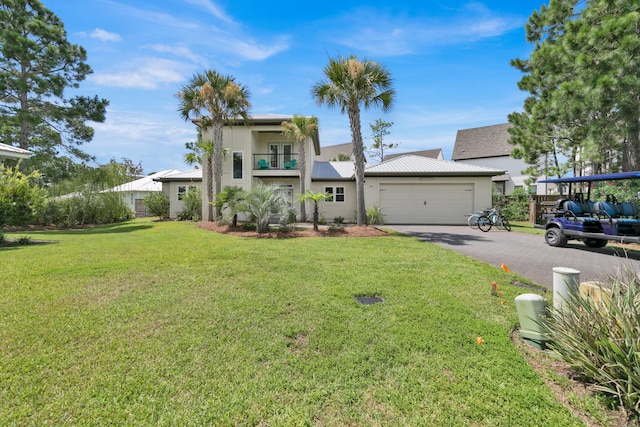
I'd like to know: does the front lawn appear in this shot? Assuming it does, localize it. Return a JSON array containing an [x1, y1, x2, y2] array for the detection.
[[1, 219, 582, 425]]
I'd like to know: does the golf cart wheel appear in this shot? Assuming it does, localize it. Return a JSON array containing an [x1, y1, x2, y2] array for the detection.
[[584, 238, 607, 248], [477, 216, 492, 232], [545, 228, 567, 247]]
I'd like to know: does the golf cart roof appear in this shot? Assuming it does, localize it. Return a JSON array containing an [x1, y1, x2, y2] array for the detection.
[[539, 171, 640, 183]]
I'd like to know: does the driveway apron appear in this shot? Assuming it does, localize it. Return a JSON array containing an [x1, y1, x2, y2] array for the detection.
[[386, 225, 640, 289]]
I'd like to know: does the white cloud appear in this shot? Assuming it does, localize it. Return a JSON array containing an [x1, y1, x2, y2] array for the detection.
[[90, 58, 188, 89], [90, 28, 121, 42], [328, 5, 523, 56], [185, 0, 235, 25], [144, 44, 206, 65]]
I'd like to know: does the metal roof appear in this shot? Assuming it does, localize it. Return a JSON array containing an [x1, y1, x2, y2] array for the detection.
[[539, 171, 640, 183], [0, 142, 32, 160], [311, 161, 355, 180], [153, 169, 202, 182], [109, 169, 181, 192], [365, 155, 504, 176]]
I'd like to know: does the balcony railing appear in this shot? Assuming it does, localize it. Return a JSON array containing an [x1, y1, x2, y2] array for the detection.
[[253, 153, 299, 170]]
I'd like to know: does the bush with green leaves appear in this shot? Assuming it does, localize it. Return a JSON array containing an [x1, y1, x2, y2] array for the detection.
[[143, 192, 170, 219], [366, 205, 384, 225], [0, 165, 45, 227], [39, 192, 133, 227], [497, 187, 530, 221], [545, 271, 640, 419], [591, 179, 640, 208], [177, 187, 202, 221]]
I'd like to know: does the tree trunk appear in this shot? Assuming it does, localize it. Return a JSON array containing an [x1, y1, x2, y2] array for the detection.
[[348, 105, 366, 226], [299, 139, 306, 221], [212, 120, 224, 220], [203, 152, 214, 221]]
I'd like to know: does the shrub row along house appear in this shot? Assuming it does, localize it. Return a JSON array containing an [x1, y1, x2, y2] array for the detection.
[[156, 114, 505, 225]]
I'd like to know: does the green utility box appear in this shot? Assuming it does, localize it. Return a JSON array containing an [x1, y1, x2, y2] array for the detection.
[[515, 293, 550, 349]]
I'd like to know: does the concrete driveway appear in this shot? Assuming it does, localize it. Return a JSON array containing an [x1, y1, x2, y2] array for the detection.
[[386, 225, 640, 289]]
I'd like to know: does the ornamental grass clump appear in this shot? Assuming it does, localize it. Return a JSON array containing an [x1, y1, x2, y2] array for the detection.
[[545, 271, 640, 420]]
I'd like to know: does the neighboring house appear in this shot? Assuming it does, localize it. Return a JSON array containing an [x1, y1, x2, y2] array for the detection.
[[316, 143, 353, 161], [0, 142, 32, 161], [383, 148, 443, 162], [108, 169, 181, 217], [153, 169, 202, 219], [452, 123, 546, 195]]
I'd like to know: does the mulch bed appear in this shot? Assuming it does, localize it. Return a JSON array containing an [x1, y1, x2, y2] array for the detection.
[[197, 221, 388, 238]]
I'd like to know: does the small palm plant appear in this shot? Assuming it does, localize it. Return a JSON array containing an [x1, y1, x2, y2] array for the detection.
[[215, 186, 247, 227], [237, 183, 288, 233], [297, 190, 329, 231]]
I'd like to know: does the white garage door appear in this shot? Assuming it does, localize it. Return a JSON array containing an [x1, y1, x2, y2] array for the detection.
[[379, 183, 474, 224]]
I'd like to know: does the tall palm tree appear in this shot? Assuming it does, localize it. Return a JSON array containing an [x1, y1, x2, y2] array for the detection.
[[311, 55, 394, 226], [176, 70, 251, 221], [280, 115, 318, 222]]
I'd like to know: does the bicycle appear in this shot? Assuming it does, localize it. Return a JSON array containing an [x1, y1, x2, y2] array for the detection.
[[467, 210, 487, 229], [478, 209, 511, 232]]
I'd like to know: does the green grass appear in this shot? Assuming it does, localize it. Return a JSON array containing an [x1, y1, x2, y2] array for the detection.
[[0, 219, 581, 425]]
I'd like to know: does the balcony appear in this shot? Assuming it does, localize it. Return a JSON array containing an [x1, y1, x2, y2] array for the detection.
[[252, 153, 300, 176]]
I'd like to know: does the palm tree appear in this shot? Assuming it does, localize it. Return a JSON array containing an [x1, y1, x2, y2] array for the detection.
[[176, 70, 251, 221], [237, 182, 288, 233], [280, 115, 318, 222], [311, 55, 394, 225], [215, 185, 247, 227], [297, 190, 329, 231]]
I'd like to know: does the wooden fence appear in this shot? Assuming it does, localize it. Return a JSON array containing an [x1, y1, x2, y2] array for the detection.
[[529, 195, 561, 224]]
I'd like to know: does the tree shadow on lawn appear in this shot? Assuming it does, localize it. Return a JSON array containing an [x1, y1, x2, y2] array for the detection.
[[7, 223, 155, 236]]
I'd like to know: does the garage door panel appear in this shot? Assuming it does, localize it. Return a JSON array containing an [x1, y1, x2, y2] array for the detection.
[[380, 184, 473, 224]]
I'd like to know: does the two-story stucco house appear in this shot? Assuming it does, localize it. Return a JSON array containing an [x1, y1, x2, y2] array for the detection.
[[452, 123, 547, 195], [185, 114, 504, 225]]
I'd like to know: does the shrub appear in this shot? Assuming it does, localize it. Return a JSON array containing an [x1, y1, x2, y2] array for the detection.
[[496, 187, 529, 221], [178, 187, 202, 221], [144, 192, 170, 219], [0, 166, 45, 227], [366, 205, 384, 225], [545, 271, 640, 419]]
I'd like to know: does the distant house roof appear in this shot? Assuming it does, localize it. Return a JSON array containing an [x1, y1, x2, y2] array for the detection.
[[153, 169, 202, 182], [317, 143, 353, 161], [0, 143, 32, 160], [312, 155, 504, 180], [452, 123, 513, 161], [311, 161, 355, 180], [109, 169, 181, 193], [365, 155, 504, 176], [383, 148, 443, 161]]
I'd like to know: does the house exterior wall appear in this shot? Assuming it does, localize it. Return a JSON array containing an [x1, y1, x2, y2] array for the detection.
[[162, 181, 201, 219], [310, 181, 357, 223], [199, 122, 316, 221]]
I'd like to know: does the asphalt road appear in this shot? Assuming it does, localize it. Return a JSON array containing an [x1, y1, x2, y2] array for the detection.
[[385, 225, 640, 289]]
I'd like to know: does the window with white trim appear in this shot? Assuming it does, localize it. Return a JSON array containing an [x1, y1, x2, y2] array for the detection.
[[324, 186, 345, 202], [178, 185, 196, 200]]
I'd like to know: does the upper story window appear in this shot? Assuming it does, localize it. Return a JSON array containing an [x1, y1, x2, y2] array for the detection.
[[233, 152, 243, 179], [324, 186, 345, 202]]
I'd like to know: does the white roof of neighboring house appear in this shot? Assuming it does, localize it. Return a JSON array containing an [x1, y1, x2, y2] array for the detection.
[[312, 161, 355, 180], [0, 142, 32, 160], [364, 155, 504, 176], [153, 169, 202, 182], [109, 169, 181, 192]]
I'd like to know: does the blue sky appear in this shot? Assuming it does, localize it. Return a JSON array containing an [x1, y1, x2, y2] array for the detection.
[[45, 0, 544, 174]]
